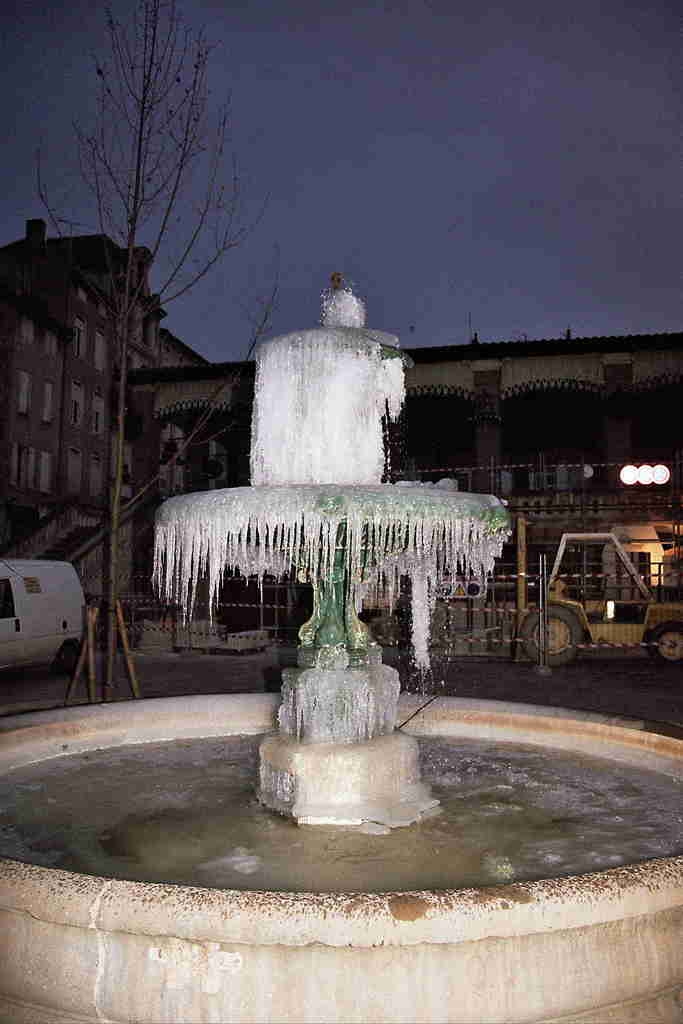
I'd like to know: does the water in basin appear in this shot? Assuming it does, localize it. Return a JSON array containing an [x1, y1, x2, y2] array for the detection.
[[1, 735, 680, 893]]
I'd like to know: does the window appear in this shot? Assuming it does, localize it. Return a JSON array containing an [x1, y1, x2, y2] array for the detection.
[[11, 445, 36, 489], [73, 318, 86, 358], [41, 380, 54, 423], [44, 331, 58, 357], [20, 317, 34, 345], [29, 448, 40, 489], [38, 451, 53, 493], [17, 370, 31, 414], [89, 453, 103, 497], [0, 580, 15, 619], [94, 330, 106, 371], [121, 441, 133, 494], [71, 380, 83, 426], [92, 393, 105, 434], [144, 317, 156, 349], [67, 447, 82, 493]]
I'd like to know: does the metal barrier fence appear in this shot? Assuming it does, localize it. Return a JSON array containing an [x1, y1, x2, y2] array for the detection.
[[114, 556, 683, 666]]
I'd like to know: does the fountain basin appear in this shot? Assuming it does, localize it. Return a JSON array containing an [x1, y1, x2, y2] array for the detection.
[[0, 694, 681, 1024]]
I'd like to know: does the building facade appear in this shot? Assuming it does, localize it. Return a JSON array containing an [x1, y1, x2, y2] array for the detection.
[[0, 219, 206, 594], [404, 332, 683, 589]]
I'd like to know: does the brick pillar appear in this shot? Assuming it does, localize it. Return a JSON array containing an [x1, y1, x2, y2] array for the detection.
[[603, 361, 633, 487], [472, 367, 501, 492]]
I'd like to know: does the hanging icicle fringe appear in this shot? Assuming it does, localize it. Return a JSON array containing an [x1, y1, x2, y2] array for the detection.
[[154, 484, 510, 671]]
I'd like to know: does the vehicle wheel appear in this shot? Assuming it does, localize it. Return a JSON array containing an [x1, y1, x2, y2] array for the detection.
[[649, 621, 683, 664], [520, 604, 582, 666], [51, 639, 80, 675]]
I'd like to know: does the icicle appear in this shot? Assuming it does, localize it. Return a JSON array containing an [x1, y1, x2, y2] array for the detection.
[[154, 484, 510, 671]]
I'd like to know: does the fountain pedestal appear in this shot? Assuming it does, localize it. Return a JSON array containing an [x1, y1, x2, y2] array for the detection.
[[256, 509, 440, 827], [258, 731, 437, 827], [259, 638, 438, 826]]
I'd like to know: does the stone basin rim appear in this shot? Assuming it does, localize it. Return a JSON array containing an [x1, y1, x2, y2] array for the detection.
[[1, 694, 682, 951]]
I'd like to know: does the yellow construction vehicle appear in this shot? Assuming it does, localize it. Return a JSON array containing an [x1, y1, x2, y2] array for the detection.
[[519, 533, 683, 666]]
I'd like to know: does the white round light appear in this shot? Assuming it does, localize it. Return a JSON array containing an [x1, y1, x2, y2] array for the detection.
[[653, 464, 671, 484], [637, 465, 654, 485], [619, 465, 638, 485]]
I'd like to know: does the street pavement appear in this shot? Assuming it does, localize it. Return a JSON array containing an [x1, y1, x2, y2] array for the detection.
[[0, 644, 681, 729]]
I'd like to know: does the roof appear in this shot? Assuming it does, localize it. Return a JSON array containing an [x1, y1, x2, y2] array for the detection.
[[128, 330, 683, 391], [0, 278, 69, 337], [129, 360, 252, 386], [406, 331, 683, 363], [0, 229, 124, 266], [159, 327, 209, 366]]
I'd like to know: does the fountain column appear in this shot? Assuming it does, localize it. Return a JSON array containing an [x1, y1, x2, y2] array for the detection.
[[251, 279, 436, 826]]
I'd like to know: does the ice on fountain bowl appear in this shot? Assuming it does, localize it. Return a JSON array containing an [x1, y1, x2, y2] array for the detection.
[[153, 484, 509, 671], [250, 329, 404, 487], [154, 284, 509, 672]]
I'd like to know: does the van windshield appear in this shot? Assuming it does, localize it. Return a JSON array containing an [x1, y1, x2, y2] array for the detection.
[[0, 580, 15, 618]]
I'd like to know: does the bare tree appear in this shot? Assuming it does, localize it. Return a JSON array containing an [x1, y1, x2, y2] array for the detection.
[[41, 0, 261, 693]]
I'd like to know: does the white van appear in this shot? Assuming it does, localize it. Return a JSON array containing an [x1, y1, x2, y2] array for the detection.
[[0, 560, 84, 673]]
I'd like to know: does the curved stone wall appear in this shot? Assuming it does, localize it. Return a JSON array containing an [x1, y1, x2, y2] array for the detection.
[[0, 695, 681, 1023]]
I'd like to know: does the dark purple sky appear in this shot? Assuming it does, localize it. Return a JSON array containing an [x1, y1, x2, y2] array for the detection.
[[1, 0, 680, 361]]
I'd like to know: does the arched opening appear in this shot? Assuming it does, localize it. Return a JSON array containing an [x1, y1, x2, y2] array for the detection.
[[403, 392, 475, 479]]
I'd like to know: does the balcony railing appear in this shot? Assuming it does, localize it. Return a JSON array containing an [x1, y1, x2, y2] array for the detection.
[[415, 456, 682, 500]]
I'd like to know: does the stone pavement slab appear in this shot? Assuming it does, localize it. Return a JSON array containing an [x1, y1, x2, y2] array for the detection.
[[0, 646, 680, 727]]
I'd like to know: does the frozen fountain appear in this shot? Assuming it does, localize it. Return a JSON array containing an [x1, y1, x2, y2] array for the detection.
[[0, 281, 681, 1024], [153, 276, 509, 827]]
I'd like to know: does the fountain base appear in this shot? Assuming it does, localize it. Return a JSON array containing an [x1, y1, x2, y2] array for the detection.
[[258, 731, 438, 827], [278, 662, 400, 743]]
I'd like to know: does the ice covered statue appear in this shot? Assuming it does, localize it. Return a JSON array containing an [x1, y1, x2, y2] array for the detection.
[[154, 275, 509, 827]]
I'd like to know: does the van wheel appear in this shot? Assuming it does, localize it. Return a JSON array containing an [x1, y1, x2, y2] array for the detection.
[[51, 640, 80, 675], [649, 621, 683, 664], [520, 605, 581, 666]]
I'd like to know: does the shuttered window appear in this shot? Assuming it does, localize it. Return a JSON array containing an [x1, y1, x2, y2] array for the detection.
[[42, 380, 54, 422], [17, 371, 31, 414]]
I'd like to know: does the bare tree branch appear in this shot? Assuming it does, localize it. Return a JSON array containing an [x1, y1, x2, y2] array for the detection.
[[38, 0, 265, 696]]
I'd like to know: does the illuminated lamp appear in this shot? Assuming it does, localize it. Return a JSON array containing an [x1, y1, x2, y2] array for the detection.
[[653, 464, 671, 485], [637, 465, 655, 485], [619, 465, 639, 485]]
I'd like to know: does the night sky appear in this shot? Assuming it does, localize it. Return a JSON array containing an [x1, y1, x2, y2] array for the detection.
[[1, 0, 680, 362]]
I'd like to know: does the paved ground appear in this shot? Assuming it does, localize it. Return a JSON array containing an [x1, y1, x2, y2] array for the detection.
[[1, 644, 681, 728]]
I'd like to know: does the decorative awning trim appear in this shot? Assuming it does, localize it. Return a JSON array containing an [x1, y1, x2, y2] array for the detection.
[[153, 378, 234, 419], [406, 385, 474, 399], [502, 378, 602, 399], [630, 371, 683, 392]]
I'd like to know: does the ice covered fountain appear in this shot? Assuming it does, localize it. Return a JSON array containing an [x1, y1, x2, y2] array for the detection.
[[0, 281, 681, 1024], [154, 276, 509, 828]]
